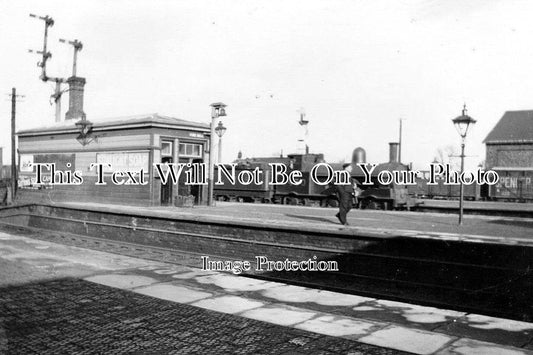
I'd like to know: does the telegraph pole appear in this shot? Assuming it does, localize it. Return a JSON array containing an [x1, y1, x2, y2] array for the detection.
[[398, 118, 404, 164], [9, 88, 24, 201]]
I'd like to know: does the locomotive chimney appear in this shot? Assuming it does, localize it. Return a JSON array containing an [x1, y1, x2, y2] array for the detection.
[[389, 142, 399, 163], [352, 147, 366, 164], [65, 76, 86, 120]]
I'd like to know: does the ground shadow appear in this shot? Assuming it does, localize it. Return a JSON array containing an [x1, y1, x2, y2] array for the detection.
[[488, 219, 533, 229], [250, 233, 533, 323], [284, 213, 338, 225]]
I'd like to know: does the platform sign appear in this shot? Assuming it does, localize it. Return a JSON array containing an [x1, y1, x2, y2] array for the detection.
[[34, 154, 75, 171], [20, 155, 34, 172], [96, 152, 149, 173], [18, 154, 76, 188]]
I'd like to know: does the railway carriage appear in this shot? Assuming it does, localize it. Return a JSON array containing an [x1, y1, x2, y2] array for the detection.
[[488, 168, 533, 201], [409, 173, 483, 201]]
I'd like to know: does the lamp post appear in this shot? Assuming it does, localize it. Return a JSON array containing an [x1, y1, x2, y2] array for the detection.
[[75, 119, 94, 146], [452, 104, 476, 225], [208, 103, 227, 206], [214, 121, 227, 164]]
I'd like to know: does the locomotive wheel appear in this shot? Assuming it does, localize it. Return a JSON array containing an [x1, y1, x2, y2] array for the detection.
[[367, 199, 379, 210], [287, 197, 298, 205]]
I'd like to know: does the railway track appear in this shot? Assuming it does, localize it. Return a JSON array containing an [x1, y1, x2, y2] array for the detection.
[[0, 203, 531, 323]]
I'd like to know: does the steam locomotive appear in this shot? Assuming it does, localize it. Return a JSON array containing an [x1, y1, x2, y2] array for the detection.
[[214, 153, 340, 207], [214, 142, 533, 209], [214, 143, 415, 209]]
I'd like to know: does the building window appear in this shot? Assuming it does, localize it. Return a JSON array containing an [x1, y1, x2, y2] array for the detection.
[[161, 141, 173, 157], [179, 143, 202, 158]]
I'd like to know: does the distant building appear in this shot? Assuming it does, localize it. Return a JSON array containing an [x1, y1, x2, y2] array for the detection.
[[483, 110, 533, 169], [483, 110, 533, 200]]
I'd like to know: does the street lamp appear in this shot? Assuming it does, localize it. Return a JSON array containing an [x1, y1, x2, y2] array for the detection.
[[208, 102, 227, 206], [214, 121, 227, 164], [452, 104, 477, 225]]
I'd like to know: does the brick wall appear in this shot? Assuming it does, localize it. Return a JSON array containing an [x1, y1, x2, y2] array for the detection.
[[485, 143, 533, 168], [18, 176, 152, 206]]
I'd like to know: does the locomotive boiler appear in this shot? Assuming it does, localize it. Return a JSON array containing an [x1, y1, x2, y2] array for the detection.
[[214, 153, 340, 206]]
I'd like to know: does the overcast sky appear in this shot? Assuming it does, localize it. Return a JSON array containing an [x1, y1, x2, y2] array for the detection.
[[1, 0, 533, 169]]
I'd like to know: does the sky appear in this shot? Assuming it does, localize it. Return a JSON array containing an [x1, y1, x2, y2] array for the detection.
[[1, 0, 533, 170]]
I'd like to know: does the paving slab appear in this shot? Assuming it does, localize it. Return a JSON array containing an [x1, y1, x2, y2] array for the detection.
[[295, 314, 383, 338], [358, 325, 456, 355], [134, 283, 212, 303], [260, 284, 374, 306], [192, 295, 264, 314], [170, 269, 218, 279], [84, 274, 158, 289], [194, 273, 282, 292], [240, 304, 317, 326], [464, 314, 533, 332], [351, 299, 466, 331], [437, 338, 533, 355], [437, 314, 533, 348], [152, 266, 188, 274]]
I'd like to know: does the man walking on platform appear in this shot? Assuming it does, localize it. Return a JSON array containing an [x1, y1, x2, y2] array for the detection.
[[335, 164, 356, 226]]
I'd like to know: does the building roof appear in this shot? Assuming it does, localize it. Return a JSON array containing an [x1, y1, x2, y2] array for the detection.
[[483, 110, 533, 144], [17, 113, 210, 137]]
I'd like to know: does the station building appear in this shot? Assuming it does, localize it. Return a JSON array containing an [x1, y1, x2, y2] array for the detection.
[[16, 75, 212, 206], [17, 113, 211, 206], [483, 110, 533, 200], [484, 110, 533, 168]]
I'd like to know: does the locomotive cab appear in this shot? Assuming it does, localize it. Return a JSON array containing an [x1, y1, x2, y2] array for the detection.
[[356, 143, 415, 210], [357, 170, 413, 210]]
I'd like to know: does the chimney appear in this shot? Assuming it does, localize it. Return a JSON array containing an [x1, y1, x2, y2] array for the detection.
[[389, 142, 399, 163], [65, 76, 86, 120]]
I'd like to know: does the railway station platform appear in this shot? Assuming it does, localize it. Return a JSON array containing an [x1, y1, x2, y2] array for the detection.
[[0, 230, 532, 354], [0, 201, 532, 325], [63, 200, 533, 244]]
